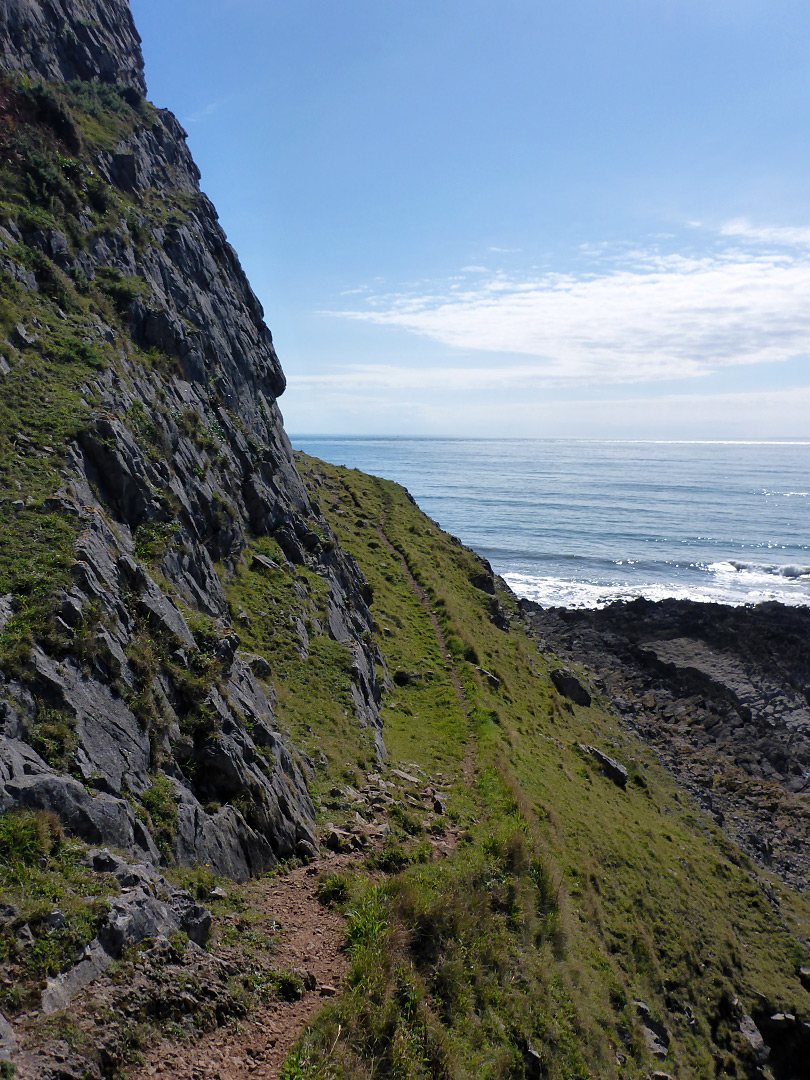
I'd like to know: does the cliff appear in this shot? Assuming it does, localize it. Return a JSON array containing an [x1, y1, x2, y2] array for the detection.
[[1, 4, 810, 1079], [0, 0, 383, 881]]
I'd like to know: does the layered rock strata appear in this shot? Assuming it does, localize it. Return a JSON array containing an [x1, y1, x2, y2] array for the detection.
[[0, 0, 383, 878]]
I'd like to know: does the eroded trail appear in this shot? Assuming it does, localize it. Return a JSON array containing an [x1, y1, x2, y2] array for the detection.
[[144, 513, 478, 1079], [144, 854, 353, 1080]]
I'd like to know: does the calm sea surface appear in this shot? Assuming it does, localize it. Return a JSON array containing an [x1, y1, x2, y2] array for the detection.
[[291, 438, 810, 609]]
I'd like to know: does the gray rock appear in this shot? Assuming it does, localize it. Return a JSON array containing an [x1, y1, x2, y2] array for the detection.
[[251, 553, 280, 573], [551, 669, 592, 707], [0, 903, 18, 925], [42, 852, 212, 1013], [244, 652, 272, 679], [117, 556, 196, 649], [0, 0, 146, 93], [580, 745, 628, 789], [41, 939, 113, 1014], [2, 767, 157, 857], [46, 909, 67, 931], [0, 1008, 17, 1063], [0, 0, 383, 890], [470, 572, 495, 595], [0, 594, 12, 634], [739, 1014, 769, 1064]]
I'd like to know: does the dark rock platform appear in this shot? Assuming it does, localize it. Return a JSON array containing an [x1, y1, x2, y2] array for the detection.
[[522, 597, 810, 890]]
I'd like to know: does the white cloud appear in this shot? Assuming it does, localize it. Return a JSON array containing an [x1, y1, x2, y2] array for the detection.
[[720, 219, 810, 245], [184, 96, 234, 124], [323, 235, 810, 386]]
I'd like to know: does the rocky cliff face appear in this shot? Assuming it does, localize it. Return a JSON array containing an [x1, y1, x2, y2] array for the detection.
[[0, 0, 144, 92], [0, 0, 383, 879]]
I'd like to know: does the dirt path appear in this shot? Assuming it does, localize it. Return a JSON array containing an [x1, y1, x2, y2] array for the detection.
[[143, 852, 356, 1080], [143, 515, 477, 1079]]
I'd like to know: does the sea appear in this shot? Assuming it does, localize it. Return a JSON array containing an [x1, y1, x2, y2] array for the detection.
[[290, 437, 810, 610]]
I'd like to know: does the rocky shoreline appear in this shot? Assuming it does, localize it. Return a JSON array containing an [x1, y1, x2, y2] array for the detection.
[[521, 595, 810, 892]]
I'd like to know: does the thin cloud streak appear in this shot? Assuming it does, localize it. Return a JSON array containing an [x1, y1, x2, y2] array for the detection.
[[323, 234, 810, 386]]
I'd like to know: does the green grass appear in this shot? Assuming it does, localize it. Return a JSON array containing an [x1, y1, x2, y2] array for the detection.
[[286, 453, 810, 1079], [0, 811, 115, 1012]]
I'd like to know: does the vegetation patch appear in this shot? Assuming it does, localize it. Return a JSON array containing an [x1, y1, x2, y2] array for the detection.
[[0, 810, 114, 1013]]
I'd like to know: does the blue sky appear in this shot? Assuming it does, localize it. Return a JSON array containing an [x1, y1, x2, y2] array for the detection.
[[130, 0, 810, 438]]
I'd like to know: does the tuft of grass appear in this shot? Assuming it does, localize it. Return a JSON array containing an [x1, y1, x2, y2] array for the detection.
[[0, 811, 115, 1013], [0, 809, 63, 866]]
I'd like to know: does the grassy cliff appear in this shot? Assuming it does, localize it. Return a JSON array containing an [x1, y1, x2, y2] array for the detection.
[[277, 454, 810, 1080]]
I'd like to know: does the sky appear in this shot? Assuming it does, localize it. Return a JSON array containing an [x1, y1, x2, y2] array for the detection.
[[129, 0, 810, 439]]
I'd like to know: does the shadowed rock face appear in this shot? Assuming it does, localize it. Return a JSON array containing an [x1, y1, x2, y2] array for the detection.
[[0, 0, 383, 877], [0, 0, 145, 93], [522, 597, 810, 890]]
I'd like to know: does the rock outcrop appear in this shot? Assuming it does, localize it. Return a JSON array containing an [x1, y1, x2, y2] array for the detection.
[[523, 597, 810, 890], [0, 0, 383, 877], [0, 0, 145, 93]]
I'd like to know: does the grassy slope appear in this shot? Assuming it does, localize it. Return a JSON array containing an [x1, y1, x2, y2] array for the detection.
[[1, 71, 809, 1079], [289, 453, 810, 1080]]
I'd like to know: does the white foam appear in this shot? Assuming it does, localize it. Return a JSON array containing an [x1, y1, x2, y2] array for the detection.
[[503, 568, 810, 610], [709, 560, 810, 580]]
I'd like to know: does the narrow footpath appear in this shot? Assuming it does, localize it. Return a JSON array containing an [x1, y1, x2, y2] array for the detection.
[[143, 513, 478, 1079], [143, 853, 353, 1080]]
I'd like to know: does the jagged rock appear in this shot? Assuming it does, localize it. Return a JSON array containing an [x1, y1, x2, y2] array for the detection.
[[0, 0, 381, 889], [41, 850, 212, 1014], [489, 599, 510, 631], [739, 1014, 769, 1064], [0, 0, 146, 92], [1, 760, 157, 856], [0, 1009, 17, 1063], [0, 594, 12, 633], [390, 768, 420, 785], [0, 903, 18, 924], [244, 652, 272, 679], [117, 556, 196, 649], [470, 571, 495, 594], [634, 1001, 670, 1060], [325, 827, 354, 854], [551, 669, 592, 707], [251, 553, 280, 573], [477, 667, 501, 690], [580, 745, 628, 789]]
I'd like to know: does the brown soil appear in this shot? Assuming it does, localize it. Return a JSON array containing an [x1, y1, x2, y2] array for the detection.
[[143, 850, 358, 1079]]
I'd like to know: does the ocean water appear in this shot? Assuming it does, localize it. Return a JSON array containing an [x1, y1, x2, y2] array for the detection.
[[291, 437, 810, 609]]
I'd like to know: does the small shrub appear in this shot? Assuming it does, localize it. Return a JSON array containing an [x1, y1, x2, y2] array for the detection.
[[139, 773, 178, 855], [389, 805, 423, 837], [316, 872, 352, 906], [0, 810, 62, 866], [367, 839, 411, 873]]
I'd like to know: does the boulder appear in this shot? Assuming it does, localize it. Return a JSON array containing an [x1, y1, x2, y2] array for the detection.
[[551, 669, 592, 707], [581, 745, 628, 789], [0, 1009, 16, 1064]]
